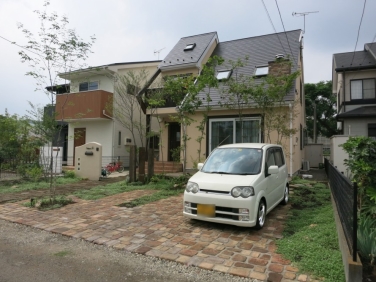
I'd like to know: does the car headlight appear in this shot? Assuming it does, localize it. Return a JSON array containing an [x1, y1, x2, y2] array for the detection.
[[186, 182, 199, 193], [231, 186, 254, 198]]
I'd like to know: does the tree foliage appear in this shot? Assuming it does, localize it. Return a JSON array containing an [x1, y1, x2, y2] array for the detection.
[[109, 70, 150, 148], [341, 136, 376, 214], [305, 81, 338, 140], [17, 1, 95, 197]]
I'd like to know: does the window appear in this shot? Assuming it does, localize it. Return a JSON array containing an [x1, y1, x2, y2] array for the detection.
[[118, 131, 121, 145], [184, 43, 196, 51], [209, 118, 261, 152], [266, 150, 276, 168], [350, 79, 375, 100], [216, 70, 232, 80], [274, 148, 285, 167], [79, 81, 99, 92], [369, 124, 376, 140], [254, 66, 269, 76]]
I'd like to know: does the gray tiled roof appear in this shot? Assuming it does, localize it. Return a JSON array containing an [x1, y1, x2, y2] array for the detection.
[[197, 29, 302, 106], [159, 32, 217, 70], [333, 43, 376, 72], [337, 106, 376, 119]]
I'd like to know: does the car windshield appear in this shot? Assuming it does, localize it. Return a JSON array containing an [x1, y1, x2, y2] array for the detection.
[[202, 148, 263, 175]]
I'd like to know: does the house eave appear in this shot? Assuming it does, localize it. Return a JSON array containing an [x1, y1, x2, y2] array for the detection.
[[159, 62, 198, 72]]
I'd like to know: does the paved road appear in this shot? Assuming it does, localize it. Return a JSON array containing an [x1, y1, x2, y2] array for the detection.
[[0, 219, 250, 282]]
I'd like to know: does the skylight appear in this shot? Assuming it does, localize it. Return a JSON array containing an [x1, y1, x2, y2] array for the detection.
[[254, 66, 268, 76], [216, 70, 232, 80], [184, 43, 196, 51]]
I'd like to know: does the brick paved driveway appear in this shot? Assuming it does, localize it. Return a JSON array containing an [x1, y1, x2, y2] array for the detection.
[[0, 190, 313, 282]]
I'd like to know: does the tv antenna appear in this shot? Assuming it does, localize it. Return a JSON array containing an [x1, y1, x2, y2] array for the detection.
[[292, 11, 319, 34], [154, 47, 165, 60]]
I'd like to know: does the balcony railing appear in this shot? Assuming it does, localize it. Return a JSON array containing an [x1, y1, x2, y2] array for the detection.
[[55, 90, 113, 120]]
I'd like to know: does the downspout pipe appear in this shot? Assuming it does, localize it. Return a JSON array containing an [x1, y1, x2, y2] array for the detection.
[[289, 103, 293, 177]]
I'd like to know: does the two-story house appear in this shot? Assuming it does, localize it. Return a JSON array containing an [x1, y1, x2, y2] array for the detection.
[[139, 30, 306, 176], [333, 42, 376, 137], [55, 60, 160, 167], [331, 42, 376, 173]]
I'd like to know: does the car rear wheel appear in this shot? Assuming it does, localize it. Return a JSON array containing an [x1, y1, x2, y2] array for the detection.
[[281, 185, 289, 205], [255, 200, 266, 229]]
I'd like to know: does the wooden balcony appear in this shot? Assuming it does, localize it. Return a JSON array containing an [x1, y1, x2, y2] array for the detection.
[[55, 90, 113, 120]]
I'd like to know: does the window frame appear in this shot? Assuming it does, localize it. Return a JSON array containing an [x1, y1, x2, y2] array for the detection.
[[368, 123, 376, 140], [350, 78, 376, 100], [216, 70, 232, 80], [254, 66, 269, 77], [184, 43, 196, 51], [118, 131, 121, 146], [79, 81, 99, 92], [208, 117, 261, 152]]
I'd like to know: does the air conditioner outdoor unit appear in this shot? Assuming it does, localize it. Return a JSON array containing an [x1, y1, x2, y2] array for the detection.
[[302, 160, 310, 171], [124, 137, 133, 146]]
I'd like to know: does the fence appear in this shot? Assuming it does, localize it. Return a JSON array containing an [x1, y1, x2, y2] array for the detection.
[[325, 158, 358, 262], [0, 157, 39, 180]]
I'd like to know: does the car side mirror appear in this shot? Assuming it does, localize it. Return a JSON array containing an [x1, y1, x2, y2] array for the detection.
[[268, 165, 279, 175], [197, 163, 204, 170]]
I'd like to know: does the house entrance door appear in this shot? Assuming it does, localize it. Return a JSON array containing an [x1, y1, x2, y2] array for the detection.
[[168, 123, 181, 161], [73, 128, 86, 165]]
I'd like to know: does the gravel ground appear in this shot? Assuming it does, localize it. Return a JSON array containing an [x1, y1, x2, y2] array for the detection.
[[0, 219, 257, 282]]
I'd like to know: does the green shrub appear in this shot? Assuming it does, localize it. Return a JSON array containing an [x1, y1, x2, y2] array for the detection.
[[358, 215, 376, 266], [64, 170, 75, 178]]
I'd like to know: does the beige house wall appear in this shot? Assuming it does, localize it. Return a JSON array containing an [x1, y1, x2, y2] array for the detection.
[[343, 69, 376, 101], [158, 96, 305, 176]]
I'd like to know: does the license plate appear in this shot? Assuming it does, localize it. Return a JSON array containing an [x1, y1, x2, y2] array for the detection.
[[197, 204, 215, 217]]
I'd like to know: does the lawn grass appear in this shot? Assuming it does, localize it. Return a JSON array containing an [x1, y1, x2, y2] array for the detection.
[[0, 177, 81, 194], [276, 180, 345, 282], [74, 177, 185, 205]]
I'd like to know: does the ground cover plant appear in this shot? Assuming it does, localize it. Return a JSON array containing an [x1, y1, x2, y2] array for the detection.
[[23, 195, 74, 211], [74, 174, 189, 206], [0, 175, 81, 194], [276, 178, 345, 282]]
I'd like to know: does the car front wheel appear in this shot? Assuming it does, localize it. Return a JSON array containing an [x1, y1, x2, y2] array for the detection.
[[281, 185, 289, 205], [255, 200, 266, 229]]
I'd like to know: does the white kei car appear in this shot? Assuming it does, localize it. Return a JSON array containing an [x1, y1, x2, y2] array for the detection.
[[183, 143, 289, 229]]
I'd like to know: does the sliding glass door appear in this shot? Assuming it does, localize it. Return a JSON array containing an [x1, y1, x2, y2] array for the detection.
[[209, 118, 261, 152]]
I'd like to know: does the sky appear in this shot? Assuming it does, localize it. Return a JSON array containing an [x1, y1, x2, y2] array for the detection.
[[0, 0, 375, 117]]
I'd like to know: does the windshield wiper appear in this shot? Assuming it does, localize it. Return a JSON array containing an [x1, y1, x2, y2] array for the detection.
[[205, 171, 231, 174]]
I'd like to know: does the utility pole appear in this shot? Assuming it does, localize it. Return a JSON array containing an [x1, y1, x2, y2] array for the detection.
[[292, 11, 319, 34]]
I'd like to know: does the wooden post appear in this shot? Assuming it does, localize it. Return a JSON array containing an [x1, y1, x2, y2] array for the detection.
[[138, 147, 146, 183], [148, 149, 154, 179], [129, 145, 137, 182]]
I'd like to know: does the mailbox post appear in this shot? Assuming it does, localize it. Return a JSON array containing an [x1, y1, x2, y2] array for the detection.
[[75, 142, 102, 180]]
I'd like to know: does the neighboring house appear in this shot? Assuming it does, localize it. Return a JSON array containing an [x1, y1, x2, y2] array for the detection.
[[54, 60, 161, 167], [333, 42, 376, 138], [139, 30, 306, 176], [331, 42, 376, 173]]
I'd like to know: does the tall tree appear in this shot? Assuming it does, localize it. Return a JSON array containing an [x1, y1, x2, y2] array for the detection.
[[17, 1, 95, 197], [305, 81, 338, 141], [109, 70, 150, 148]]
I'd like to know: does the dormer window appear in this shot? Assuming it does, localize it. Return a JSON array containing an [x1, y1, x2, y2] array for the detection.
[[216, 70, 232, 80], [184, 43, 196, 51], [254, 66, 269, 76]]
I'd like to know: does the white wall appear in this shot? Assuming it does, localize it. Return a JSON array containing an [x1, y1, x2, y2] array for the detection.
[[67, 120, 113, 165], [343, 118, 376, 136], [69, 74, 114, 93], [330, 135, 350, 176]]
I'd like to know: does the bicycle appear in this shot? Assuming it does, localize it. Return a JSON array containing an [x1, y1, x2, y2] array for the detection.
[[104, 161, 124, 175]]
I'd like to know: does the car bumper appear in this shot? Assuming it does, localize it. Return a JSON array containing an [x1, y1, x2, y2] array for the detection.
[[183, 192, 257, 227]]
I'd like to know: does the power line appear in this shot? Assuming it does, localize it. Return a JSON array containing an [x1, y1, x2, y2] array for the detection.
[[350, 0, 367, 67], [261, 0, 289, 59], [274, 0, 298, 67]]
